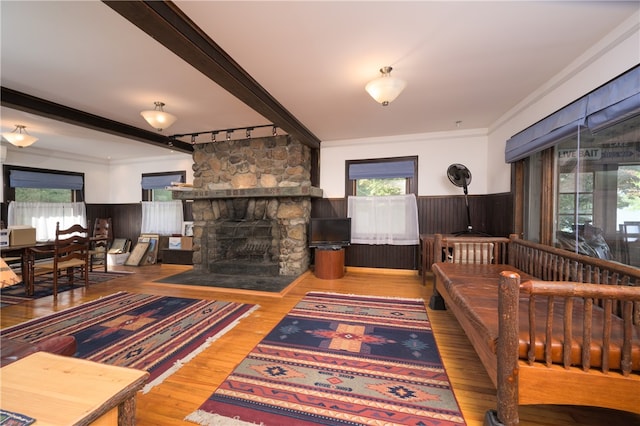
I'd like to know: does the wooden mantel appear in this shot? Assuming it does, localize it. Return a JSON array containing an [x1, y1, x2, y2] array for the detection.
[[173, 186, 323, 200]]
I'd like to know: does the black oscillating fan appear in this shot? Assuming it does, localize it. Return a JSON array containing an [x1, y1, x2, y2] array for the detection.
[[447, 163, 475, 234]]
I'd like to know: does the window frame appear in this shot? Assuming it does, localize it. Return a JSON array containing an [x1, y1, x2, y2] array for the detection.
[[141, 170, 186, 202], [517, 114, 640, 264], [345, 156, 418, 197], [3, 165, 85, 203]]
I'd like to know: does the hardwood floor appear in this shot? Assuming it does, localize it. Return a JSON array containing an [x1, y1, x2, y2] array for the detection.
[[1, 264, 638, 426]]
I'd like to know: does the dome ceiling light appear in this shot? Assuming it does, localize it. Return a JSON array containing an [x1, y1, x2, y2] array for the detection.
[[140, 101, 177, 131], [2, 124, 38, 148], [365, 66, 406, 106]]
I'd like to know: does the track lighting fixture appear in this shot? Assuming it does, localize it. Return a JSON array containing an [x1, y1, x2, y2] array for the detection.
[[169, 124, 279, 144]]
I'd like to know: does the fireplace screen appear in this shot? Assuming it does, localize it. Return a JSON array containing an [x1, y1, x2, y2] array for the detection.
[[209, 219, 280, 275]]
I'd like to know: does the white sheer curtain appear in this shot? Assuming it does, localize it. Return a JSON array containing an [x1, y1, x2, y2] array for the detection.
[[347, 194, 419, 245], [141, 201, 184, 235], [7, 201, 87, 241]]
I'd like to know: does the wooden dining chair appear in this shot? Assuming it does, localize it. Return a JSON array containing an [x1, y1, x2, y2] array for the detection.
[[89, 217, 112, 272], [26, 222, 90, 297]]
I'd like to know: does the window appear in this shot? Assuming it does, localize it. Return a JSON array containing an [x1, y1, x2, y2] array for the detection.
[[557, 171, 594, 232], [140, 171, 186, 235], [345, 157, 419, 245], [3, 166, 86, 241], [141, 171, 185, 201], [346, 157, 417, 196], [522, 114, 640, 265], [4, 166, 84, 203], [510, 67, 639, 266]]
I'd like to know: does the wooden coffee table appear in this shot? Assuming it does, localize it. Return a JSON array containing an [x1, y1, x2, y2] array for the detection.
[[0, 352, 148, 425]]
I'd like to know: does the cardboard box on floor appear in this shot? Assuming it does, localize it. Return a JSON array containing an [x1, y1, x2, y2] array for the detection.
[[107, 253, 130, 266], [8, 226, 36, 246]]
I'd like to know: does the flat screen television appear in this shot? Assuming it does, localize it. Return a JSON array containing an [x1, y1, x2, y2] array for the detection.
[[309, 217, 351, 248]]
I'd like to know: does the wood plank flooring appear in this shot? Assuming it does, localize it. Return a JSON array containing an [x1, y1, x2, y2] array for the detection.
[[1, 264, 638, 426]]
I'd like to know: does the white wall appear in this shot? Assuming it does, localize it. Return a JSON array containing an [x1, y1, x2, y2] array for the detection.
[[320, 11, 640, 198], [0, 146, 193, 204], [108, 154, 193, 203], [320, 129, 488, 198]]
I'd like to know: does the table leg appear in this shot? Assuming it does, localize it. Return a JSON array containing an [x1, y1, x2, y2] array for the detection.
[[118, 396, 137, 426]]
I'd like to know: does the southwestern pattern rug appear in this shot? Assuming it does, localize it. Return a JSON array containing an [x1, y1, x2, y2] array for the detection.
[[0, 292, 257, 393], [187, 292, 466, 426]]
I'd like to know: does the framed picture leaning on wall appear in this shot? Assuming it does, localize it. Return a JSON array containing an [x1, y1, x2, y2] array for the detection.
[[139, 234, 160, 265], [125, 241, 150, 266]]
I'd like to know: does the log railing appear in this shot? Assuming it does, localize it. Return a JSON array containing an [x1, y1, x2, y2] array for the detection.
[[432, 234, 511, 265], [508, 235, 640, 324], [497, 272, 640, 425]]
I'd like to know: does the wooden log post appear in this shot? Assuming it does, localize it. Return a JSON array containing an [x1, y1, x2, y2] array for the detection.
[[495, 271, 521, 426], [429, 234, 447, 310]]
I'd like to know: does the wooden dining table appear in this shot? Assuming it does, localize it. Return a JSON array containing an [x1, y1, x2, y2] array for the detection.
[[0, 352, 148, 425], [1, 236, 107, 295]]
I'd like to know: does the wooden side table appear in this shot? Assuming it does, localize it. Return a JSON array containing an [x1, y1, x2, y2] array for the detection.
[[0, 352, 149, 425], [314, 247, 345, 279], [161, 248, 194, 265]]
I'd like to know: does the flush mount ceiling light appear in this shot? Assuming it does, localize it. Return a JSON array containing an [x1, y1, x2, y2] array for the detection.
[[365, 66, 407, 106], [2, 124, 38, 148], [140, 101, 177, 131]]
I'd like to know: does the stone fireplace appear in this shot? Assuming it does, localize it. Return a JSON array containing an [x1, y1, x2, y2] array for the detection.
[[176, 135, 322, 276]]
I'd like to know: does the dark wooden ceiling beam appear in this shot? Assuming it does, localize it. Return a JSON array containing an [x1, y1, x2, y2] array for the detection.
[[1, 87, 193, 154], [103, 0, 321, 150]]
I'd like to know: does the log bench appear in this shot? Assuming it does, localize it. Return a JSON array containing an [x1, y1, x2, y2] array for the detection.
[[428, 234, 640, 426]]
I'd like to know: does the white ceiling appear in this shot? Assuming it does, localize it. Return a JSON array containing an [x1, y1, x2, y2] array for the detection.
[[1, 1, 638, 161]]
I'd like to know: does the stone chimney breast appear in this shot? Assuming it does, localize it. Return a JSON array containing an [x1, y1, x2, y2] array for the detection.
[[180, 135, 321, 276]]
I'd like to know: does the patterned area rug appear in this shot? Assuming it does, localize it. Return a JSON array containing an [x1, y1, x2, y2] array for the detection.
[[187, 292, 466, 425], [0, 409, 36, 426], [0, 292, 257, 393], [0, 271, 131, 307]]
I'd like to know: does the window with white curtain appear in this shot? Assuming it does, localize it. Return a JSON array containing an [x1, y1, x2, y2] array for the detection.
[[141, 201, 184, 235], [345, 157, 419, 245], [8, 201, 87, 241], [347, 194, 419, 245]]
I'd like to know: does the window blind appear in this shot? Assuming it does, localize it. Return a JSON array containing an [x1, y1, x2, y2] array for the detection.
[[505, 66, 640, 163], [10, 170, 84, 190], [141, 173, 183, 190], [348, 160, 415, 180]]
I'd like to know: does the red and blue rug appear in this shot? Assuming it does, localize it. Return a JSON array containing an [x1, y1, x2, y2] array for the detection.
[[0, 292, 257, 393], [186, 292, 466, 425]]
